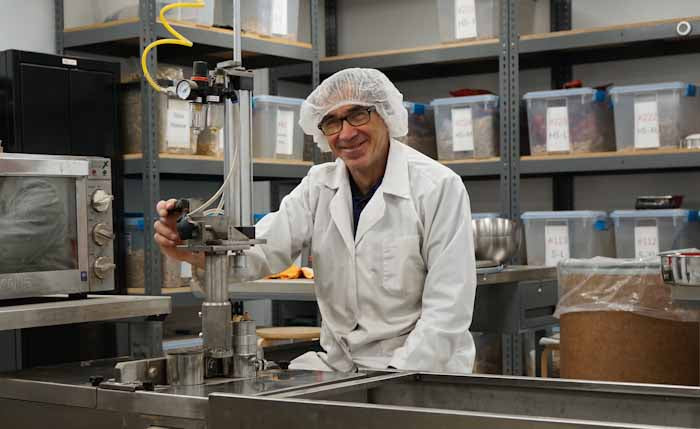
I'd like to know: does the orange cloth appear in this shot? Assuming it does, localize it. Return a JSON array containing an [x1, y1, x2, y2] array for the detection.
[[266, 265, 314, 279]]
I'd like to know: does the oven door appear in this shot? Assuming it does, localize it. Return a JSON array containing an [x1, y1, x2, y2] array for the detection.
[[0, 155, 90, 299]]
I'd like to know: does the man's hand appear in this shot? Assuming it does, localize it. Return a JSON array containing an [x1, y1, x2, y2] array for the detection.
[[154, 199, 204, 269]]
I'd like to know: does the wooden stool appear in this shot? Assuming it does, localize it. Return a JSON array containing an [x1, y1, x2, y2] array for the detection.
[[256, 326, 321, 348]]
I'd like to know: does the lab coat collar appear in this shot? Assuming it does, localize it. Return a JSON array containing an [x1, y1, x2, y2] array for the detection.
[[320, 139, 410, 200]]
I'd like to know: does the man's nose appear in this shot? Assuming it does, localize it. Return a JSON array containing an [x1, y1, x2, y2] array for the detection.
[[338, 119, 358, 141]]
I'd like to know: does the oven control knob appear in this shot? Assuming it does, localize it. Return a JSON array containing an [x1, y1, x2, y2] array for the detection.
[[92, 189, 113, 212], [94, 256, 116, 279], [92, 223, 114, 246]]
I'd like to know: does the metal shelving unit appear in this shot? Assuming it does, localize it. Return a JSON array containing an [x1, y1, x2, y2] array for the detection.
[[55, 0, 321, 295]]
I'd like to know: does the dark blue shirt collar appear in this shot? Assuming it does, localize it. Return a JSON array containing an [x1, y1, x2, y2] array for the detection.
[[349, 172, 383, 237]]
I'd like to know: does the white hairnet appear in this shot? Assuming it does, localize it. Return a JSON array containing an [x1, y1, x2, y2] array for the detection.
[[299, 68, 408, 152]]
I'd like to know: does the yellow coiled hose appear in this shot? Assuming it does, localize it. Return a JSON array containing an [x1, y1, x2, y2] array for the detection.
[[141, 1, 205, 92]]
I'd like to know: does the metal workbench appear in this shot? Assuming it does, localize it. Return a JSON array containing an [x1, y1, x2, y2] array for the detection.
[[2, 360, 700, 428]]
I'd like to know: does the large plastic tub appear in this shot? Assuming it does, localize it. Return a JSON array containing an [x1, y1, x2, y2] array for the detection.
[[78, 0, 215, 25], [609, 82, 700, 151], [431, 95, 499, 160], [436, 0, 537, 42], [557, 258, 700, 386], [523, 88, 615, 155], [124, 215, 192, 289], [215, 0, 300, 41], [610, 209, 700, 259], [521, 211, 615, 267], [253, 95, 305, 161], [397, 101, 437, 159]]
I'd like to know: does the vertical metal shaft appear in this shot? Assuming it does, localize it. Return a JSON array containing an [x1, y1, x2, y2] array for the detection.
[[233, 0, 242, 67], [202, 252, 232, 359], [224, 98, 239, 224], [238, 90, 253, 226]]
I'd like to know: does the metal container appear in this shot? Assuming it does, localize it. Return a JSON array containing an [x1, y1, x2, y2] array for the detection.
[[166, 348, 204, 386], [661, 249, 700, 287], [472, 217, 522, 264]]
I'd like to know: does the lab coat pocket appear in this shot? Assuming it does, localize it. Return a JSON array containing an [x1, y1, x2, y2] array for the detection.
[[382, 235, 425, 295]]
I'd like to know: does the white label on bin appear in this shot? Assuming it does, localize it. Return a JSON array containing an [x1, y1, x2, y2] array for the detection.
[[455, 0, 477, 39], [181, 262, 192, 279], [634, 100, 660, 149], [451, 107, 474, 152], [546, 106, 571, 152], [635, 225, 659, 259], [276, 109, 295, 155], [545, 224, 570, 267], [166, 103, 191, 149], [271, 0, 288, 35]]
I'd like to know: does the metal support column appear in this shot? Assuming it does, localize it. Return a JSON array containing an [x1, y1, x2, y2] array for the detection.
[[499, 0, 520, 224], [311, 0, 321, 89], [324, 0, 338, 57], [54, 0, 64, 55], [140, 0, 162, 296], [550, 0, 574, 211]]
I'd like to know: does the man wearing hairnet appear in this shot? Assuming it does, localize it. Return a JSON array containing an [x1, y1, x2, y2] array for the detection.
[[156, 68, 477, 373]]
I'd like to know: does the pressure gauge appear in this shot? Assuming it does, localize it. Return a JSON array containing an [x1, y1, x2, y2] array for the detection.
[[176, 79, 197, 100]]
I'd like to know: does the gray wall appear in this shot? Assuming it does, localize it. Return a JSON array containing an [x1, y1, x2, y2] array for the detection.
[[0, 0, 55, 54]]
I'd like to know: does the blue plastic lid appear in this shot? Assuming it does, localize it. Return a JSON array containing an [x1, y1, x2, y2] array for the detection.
[[472, 212, 500, 220], [253, 95, 305, 107], [404, 101, 430, 115], [609, 82, 696, 96], [523, 87, 603, 100], [521, 210, 607, 220], [430, 94, 499, 107], [610, 209, 696, 219], [124, 217, 145, 231]]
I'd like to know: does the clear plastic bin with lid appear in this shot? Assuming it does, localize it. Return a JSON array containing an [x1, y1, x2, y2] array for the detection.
[[436, 0, 537, 42], [523, 87, 615, 155], [397, 101, 437, 159], [253, 95, 305, 161], [608, 82, 700, 151], [610, 209, 700, 259], [521, 211, 615, 267], [430, 95, 499, 161]]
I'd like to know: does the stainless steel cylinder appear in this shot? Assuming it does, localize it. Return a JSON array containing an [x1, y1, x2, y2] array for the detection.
[[202, 302, 233, 358], [233, 354, 258, 378], [233, 320, 256, 336], [205, 252, 229, 302], [166, 348, 204, 386]]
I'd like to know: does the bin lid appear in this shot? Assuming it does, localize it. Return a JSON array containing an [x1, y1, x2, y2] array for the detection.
[[472, 212, 500, 220], [430, 94, 499, 106], [610, 209, 697, 219], [521, 210, 607, 220], [609, 82, 696, 96], [403, 101, 432, 115], [253, 95, 305, 107], [523, 87, 604, 100]]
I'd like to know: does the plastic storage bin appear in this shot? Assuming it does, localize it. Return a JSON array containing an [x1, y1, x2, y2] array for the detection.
[[609, 82, 700, 151], [121, 87, 197, 155], [124, 215, 192, 289], [214, 0, 300, 41], [472, 212, 500, 220], [253, 95, 305, 161], [521, 211, 615, 267], [610, 209, 700, 259], [397, 101, 437, 159], [431, 95, 499, 160], [436, 0, 537, 42], [523, 88, 616, 155], [75, 0, 215, 25]]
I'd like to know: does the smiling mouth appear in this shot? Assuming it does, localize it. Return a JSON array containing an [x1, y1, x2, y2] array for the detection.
[[338, 139, 366, 151]]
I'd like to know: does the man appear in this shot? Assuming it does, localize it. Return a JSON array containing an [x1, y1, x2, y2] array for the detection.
[[155, 68, 477, 373]]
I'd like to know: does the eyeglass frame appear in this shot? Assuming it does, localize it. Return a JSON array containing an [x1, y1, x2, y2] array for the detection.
[[317, 106, 377, 136]]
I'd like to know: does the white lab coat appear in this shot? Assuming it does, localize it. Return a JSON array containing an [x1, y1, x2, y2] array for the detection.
[[245, 140, 477, 373]]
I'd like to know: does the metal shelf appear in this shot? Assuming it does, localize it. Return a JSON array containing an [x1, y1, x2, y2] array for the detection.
[[63, 18, 315, 67], [520, 149, 700, 175], [442, 158, 502, 177], [123, 154, 312, 179]]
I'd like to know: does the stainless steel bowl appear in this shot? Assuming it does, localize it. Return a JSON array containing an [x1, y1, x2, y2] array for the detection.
[[472, 217, 522, 265]]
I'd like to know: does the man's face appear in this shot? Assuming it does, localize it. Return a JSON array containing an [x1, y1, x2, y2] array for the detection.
[[320, 104, 390, 171]]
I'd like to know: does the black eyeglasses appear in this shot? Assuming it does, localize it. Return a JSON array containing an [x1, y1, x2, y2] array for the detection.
[[317, 106, 376, 136]]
